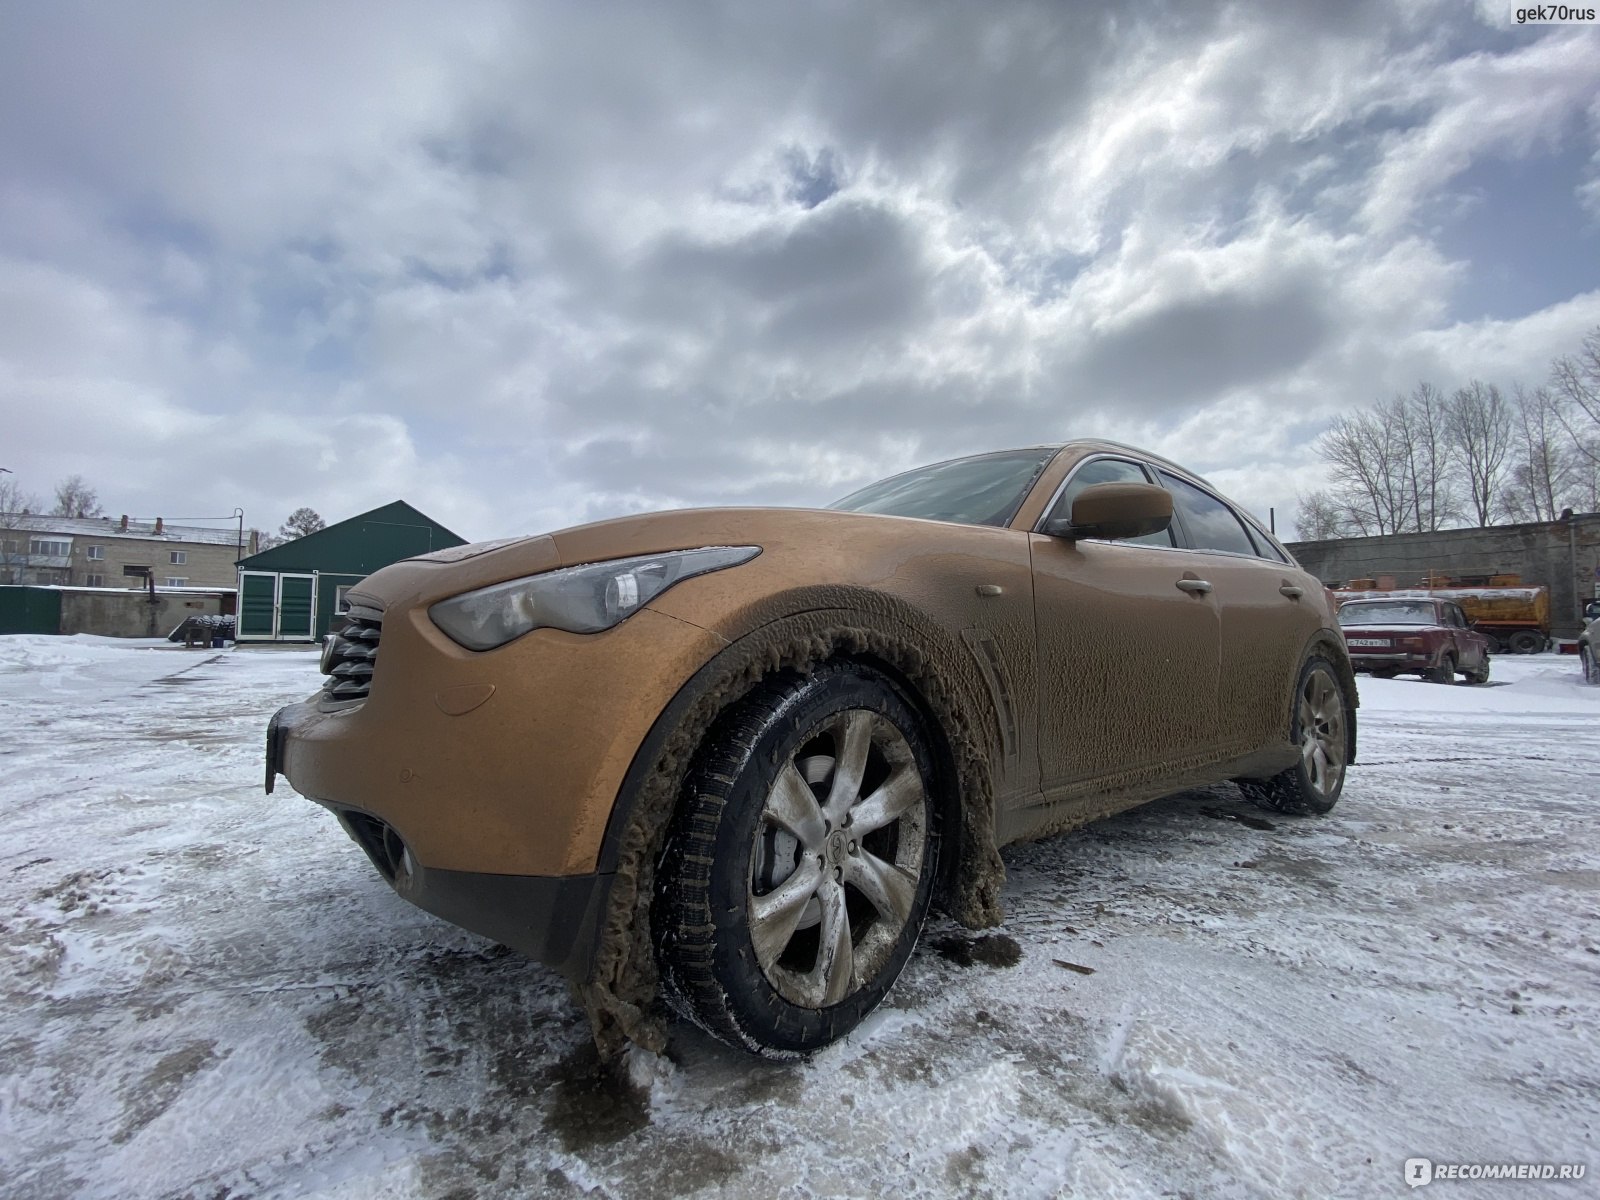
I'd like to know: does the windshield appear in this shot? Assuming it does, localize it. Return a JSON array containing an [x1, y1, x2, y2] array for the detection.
[[830, 448, 1057, 527], [1338, 601, 1437, 626]]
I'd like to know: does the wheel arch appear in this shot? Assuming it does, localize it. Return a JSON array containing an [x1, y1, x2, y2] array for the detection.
[[580, 598, 1005, 1058]]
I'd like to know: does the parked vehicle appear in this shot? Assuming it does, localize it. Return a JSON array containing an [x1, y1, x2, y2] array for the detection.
[[1580, 617, 1598, 685], [1337, 596, 1492, 684], [266, 440, 1358, 1058], [1333, 584, 1549, 654]]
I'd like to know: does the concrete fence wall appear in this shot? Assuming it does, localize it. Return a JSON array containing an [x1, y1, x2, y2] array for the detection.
[[1287, 514, 1600, 639], [0, 586, 231, 638]]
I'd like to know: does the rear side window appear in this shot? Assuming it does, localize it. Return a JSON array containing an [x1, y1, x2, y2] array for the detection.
[[1047, 457, 1174, 548], [1157, 471, 1258, 557], [1242, 519, 1291, 563]]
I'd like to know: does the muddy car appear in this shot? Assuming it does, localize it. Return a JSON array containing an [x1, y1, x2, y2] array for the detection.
[[1581, 617, 1598, 684], [267, 440, 1357, 1058], [1337, 596, 1492, 684]]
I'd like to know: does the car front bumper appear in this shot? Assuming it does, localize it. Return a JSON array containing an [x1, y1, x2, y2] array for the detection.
[[265, 571, 725, 979]]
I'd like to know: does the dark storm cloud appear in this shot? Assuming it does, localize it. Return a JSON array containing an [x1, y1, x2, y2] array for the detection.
[[646, 199, 935, 350], [1071, 276, 1333, 414]]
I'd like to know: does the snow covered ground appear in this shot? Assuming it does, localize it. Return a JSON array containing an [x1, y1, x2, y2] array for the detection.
[[1, 636, 1596, 1199]]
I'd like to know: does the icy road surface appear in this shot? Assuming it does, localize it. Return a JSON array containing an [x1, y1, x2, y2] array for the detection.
[[1, 636, 1597, 1200]]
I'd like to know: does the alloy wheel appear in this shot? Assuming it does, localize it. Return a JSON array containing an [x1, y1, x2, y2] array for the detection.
[[747, 708, 928, 1009], [1298, 665, 1346, 800]]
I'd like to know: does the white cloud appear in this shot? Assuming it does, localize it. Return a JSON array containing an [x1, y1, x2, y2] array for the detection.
[[0, 1, 1597, 546]]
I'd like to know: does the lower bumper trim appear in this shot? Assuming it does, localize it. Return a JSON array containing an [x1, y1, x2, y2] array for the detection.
[[329, 804, 610, 982]]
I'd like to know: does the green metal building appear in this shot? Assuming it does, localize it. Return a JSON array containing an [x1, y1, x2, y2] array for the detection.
[[235, 501, 467, 642]]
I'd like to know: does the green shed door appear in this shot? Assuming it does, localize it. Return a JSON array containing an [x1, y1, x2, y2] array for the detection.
[[239, 573, 277, 640], [278, 574, 315, 640]]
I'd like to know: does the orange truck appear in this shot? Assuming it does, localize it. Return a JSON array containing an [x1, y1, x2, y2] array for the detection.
[[1334, 580, 1550, 654]]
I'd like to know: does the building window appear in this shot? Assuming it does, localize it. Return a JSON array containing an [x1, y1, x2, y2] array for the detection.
[[30, 538, 71, 557], [165, 577, 188, 587], [85, 574, 105, 588], [170, 550, 187, 565], [87, 545, 106, 560]]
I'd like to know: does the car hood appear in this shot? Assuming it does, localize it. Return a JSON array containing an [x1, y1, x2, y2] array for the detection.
[[366, 505, 999, 613]]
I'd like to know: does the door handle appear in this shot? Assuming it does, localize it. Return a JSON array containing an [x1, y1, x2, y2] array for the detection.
[[1175, 578, 1212, 595], [1279, 584, 1304, 599]]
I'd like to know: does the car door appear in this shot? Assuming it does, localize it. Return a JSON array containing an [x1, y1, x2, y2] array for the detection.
[[1027, 455, 1222, 806], [1154, 470, 1322, 756]]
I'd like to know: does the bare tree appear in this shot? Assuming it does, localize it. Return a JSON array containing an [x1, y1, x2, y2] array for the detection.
[[52, 474, 102, 518], [1503, 384, 1575, 522], [1549, 325, 1600, 467], [1317, 409, 1402, 534], [1393, 382, 1457, 532], [1445, 379, 1512, 526], [0, 472, 41, 516], [1294, 489, 1351, 540], [1315, 387, 1460, 535]]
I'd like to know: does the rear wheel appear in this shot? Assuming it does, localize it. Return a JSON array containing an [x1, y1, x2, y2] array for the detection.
[[655, 662, 940, 1058], [1239, 655, 1350, 816], [1508, 630, 1544, 655], [1429, 653, 1457, 684]]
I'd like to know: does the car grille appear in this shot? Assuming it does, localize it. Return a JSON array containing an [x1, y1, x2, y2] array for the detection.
[[322, 606, 382, 701]]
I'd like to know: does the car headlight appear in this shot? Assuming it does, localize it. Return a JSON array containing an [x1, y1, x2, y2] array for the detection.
[[428, 545, 761, 650]]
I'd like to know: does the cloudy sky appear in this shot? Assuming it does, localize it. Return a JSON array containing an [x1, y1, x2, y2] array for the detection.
[[2, 1, 1598, 542]]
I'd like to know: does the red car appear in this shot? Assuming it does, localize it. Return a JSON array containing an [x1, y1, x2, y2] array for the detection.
[[1337, 596, 1491, 684]]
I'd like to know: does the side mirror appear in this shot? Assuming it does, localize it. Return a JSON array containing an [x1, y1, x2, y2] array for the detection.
[[1042, 482, 1173, 542]]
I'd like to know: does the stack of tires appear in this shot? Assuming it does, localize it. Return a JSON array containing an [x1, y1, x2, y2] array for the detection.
[[167, 614, 237, 645]]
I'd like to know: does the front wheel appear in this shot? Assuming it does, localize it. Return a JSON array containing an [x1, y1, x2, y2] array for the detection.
[[655, 662, 940, 1058], [1239, 655, 1351, 816], [1582, 645, 1599, 685], [1464, 655, 1491, 685]]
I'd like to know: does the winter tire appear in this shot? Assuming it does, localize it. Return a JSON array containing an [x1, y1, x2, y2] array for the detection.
[[1238, 654, 1350, 816], [1582, 645, 1599, 685], [1429, 653, 1457, 685], [1464, 656, 1491, 685], [655, 661, 940, 1058]]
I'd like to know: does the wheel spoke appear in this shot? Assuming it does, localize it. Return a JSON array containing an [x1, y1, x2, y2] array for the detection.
[[764, 763, 827, 851], [848, 769, 920, 837], [750, 858, 823, 972], [825, 711, 874, 822], [844, 848, 915, 927], [1322, 718, 1344, 766], [810, 875, 854, 1006], [1313, 676, 1337, 715]]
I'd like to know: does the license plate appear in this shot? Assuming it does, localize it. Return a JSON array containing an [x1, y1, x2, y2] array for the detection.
[[1347, 639, 1389, 648]]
